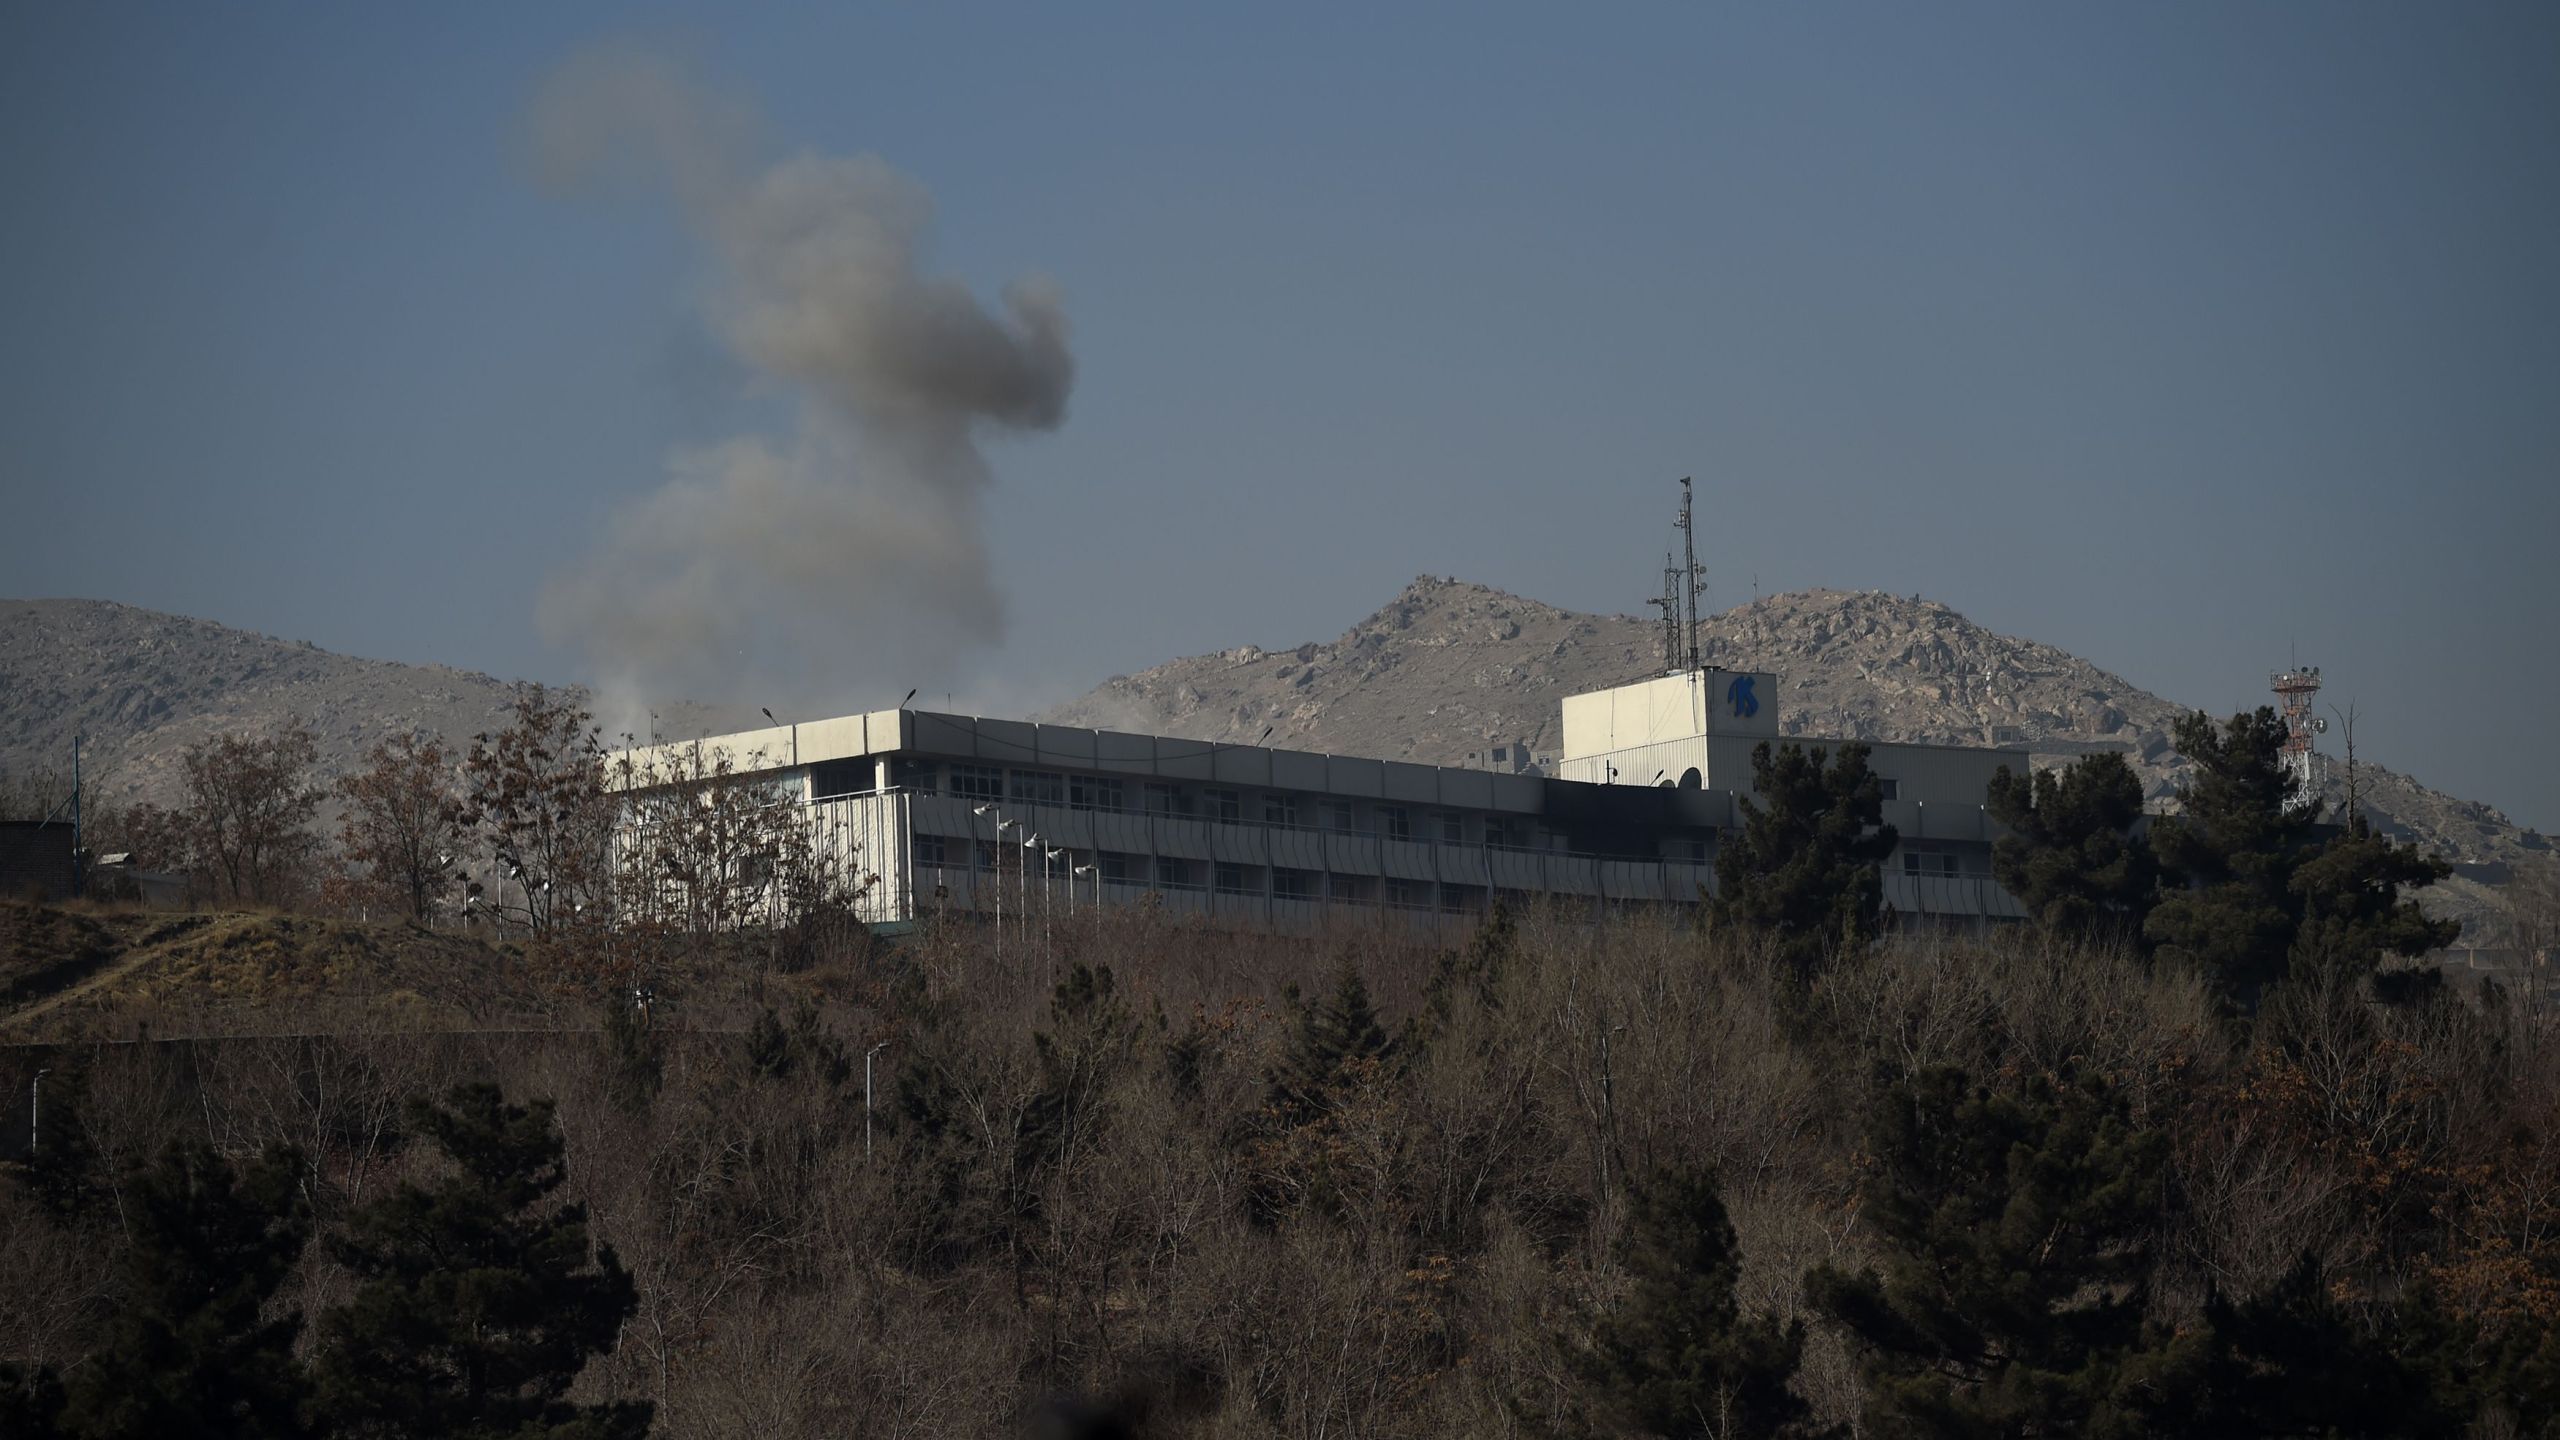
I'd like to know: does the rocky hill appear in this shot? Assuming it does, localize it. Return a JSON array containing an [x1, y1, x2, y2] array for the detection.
[[7, 587, 2542, 937], [0, 599, 753, 819], [1041, 577, 2549, 932]]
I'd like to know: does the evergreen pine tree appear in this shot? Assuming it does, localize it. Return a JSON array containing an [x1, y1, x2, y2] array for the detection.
[[58, 1142, 314, 1440], [1568, 1165, 1828, 1440], [2288, 813, 2460, 997], [1805, 1067, 2176, 1438], [2137, 1253, 2462, 1438], [1268, 954, 1395, 1122], [1710, 742, 1899, 973], [2144, 709, 2325, 1006], [1984, 753, 2159, 943], [310, 1084, 647, 1440]]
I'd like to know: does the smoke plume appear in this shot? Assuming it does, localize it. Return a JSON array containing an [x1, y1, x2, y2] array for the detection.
[[528, 45, 1073, 721]]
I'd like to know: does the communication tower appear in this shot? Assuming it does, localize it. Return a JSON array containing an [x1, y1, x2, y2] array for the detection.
[[1672, 478, 1706, 672], [2271, 666, 2327, 791], [1646, 552, 1682, 673]]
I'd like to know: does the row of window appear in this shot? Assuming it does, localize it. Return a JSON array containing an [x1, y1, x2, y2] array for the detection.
[[1899, 846, 1989, 879], [916, 761, 1539, 843]]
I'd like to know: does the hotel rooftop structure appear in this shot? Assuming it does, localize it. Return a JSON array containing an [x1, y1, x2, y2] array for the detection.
[[615, 664, 2033, 935]]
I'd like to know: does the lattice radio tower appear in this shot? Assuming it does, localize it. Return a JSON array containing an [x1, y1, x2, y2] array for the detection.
[[1674, 477, 1705, 671], [2271, 664, 2327, 792], [1641, 478, 1711, 674], [1647, 552, 1681, 674]]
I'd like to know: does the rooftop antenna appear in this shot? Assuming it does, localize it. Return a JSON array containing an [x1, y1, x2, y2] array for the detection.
[[1674, 477, 1705, 672], [1645, 550, 1681, 673], [2270, 663, 2326, 793]]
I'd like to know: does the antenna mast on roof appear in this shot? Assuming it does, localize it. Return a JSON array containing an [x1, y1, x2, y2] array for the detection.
[[1645, 551, 1681, 673], [1674, 477, 1705, 672]]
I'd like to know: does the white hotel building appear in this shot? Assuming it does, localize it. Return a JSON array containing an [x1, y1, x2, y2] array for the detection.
[[617, 668, 2031, 933]]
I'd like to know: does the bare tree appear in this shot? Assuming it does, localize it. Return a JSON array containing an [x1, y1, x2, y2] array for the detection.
[[336, 733, 465, 921], [178, 721, 322, 906], [606, 739, 862, 939], [454, 686, 614, 933], [2509, 856, 2560, 967], [2331, 699, 2362, 826]]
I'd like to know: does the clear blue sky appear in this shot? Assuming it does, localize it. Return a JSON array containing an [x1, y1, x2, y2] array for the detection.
[[4, 3, 2555, 830]]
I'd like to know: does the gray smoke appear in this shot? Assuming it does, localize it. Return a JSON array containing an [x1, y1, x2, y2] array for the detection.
[[529, 45, 1073, 723]]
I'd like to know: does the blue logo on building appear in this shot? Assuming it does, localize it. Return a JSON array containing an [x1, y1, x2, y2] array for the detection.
[[1726, 675, 1759, 719]]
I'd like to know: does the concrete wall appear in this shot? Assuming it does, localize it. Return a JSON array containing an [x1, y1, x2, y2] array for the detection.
[[1559, 670, 1782, 760]]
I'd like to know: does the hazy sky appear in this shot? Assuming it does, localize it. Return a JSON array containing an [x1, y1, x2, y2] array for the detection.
[[4, 4, 2555, 830]]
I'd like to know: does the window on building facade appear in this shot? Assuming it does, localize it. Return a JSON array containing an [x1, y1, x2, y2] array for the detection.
[[1010, 770, 1066, 807], [1380, 805, 1412, 842], [950, 764, 1002, 802], [1263, 793, 1301, 827], [1071, 775, 1126, 812], [913, 833, 949, 867], [1099, 851, 1135, 883], [1878, 777, 1901, 801], [1902, 848, 1959, 878], [1440, 812, 1464, 844], [1145, 782, 1193, 817], [1324, 800, 1358, 833], [817, 758, 881, 797], [1386, 877, 1429, 909], [1205, 788, 1242, 823], [1328, 872, 1374, 903], [1272, 868, 1317, 901], [1154, 856, 1195, 889], [1214, 862, 1254, 896]]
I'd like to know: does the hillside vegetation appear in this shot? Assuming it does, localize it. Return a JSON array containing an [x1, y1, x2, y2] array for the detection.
[[5, 907, 2558, 1437]]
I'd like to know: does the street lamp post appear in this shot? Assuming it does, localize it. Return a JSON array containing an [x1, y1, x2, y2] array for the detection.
[[1044, 847, 1066, 947], [975, 805, 1012, 960], [1021, 833, 1043, 952], [30, 1068, 50, 1158], [1073, 864, 1100, 936], [865, 1041, 889, 1160]]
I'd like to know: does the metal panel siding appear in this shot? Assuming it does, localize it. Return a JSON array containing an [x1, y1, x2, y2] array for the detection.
[[1155, 739, 1215, 781], [1380, 839, 1437, 882], [910, 794, 974, 836], [1490, 850, 1545, 889], [1156, 818, 1212, 860], [975, 718, 1039, 763], [1210, 824, 1264, 863], [1034, 807, 1092, 849], [1269, 750, 1325, 791], [1547, 854, 1599, 895], [1381, 762, 1437, 803], [1213, 747, 1273, 785], [1437, 843, 1492, 886], [1270, 829, 1326, 870], [1489, 773, 1543, 812], [1437, 770, 1493, 809], [1326, 756, 1384, 798], [1092, 811, 1153, 852], [1324, 834, 1379, 872], [1037, 725, 1098, 765], [1601, 859, 1663, 901], [1095, 731, 1156, 774], [911, 713, 977, 757]]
